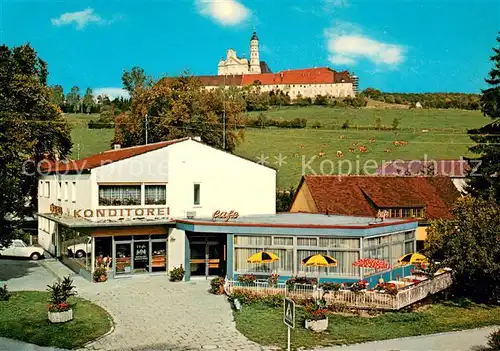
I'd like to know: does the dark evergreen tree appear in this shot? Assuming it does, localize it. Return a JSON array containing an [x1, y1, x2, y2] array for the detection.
[[467, 33, 500, 202]]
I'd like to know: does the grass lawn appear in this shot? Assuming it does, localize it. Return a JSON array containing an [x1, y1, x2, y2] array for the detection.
[[0, 291, 113, 349], [234, 301, 500, 350], [65, 107, 487, 188]]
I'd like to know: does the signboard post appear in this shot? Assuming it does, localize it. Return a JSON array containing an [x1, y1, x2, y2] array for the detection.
[[283, 298, 295, 351]]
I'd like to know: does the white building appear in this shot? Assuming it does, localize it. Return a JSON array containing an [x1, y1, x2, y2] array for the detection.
[[217, 31, 265, 76], [37, 137, 416, 283]]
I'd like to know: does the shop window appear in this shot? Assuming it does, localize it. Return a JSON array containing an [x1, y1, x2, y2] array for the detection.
[[95, 237, 112, 272], [145, 185, 167, 205], [98, 185, 141, 206], [151, 234, 168, 240], [151, 241, 167, 272], [193, 183, 201, 205]]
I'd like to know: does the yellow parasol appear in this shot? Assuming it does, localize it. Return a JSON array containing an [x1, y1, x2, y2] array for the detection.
[[301, 254, 338, 285], [247, 251, 280, 263], [397, 253, 429, 278]]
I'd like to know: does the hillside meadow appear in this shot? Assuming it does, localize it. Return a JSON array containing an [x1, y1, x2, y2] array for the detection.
[[65, 107, 485, 188]]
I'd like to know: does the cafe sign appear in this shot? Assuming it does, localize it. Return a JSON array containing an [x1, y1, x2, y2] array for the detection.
[[50, 204, 170, 219], [212, 210, 239, 222]]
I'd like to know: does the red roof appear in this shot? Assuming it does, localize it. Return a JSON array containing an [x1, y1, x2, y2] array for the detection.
[[171, 67, 351, 87], [41, 138, 190, 173], [299, 175, 460, 220], [376, 160, 470, 177]]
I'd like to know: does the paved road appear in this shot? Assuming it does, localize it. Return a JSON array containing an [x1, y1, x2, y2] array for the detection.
[[1, 259, 264, 351], [310, 326, 497, 351]]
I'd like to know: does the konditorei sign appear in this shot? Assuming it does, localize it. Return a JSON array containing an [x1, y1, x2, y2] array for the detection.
[[212, 210, 239, 222], [50, 204, 170, 219]]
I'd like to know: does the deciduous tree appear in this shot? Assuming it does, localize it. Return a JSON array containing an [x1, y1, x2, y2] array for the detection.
[[0, 44, 72, 245], [49, 85, 64, 108], [66, 86, 81, 113], [121, 66, 153, 98], [425, 196, 500, 303], [82, 88, 94, 114], [114, 74, 246, 152]]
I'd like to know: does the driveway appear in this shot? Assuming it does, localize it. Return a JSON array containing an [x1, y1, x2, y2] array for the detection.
[[0, 258, 57, 291], [0, 259, 264, 351]]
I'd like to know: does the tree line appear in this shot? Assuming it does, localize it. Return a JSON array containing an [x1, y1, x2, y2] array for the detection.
[[362, 87, 481, 110]]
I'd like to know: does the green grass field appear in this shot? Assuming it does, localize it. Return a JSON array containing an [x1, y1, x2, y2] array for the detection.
[[234, 300, 500, 350], [0, 291, 113, 349], [66, 107, 486, 188]]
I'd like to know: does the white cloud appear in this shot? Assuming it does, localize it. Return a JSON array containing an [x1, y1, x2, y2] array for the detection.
[[93, 88, 130, 100], [325, 23, 405, 66], [51, 8, 121, 30], [196, 0, 251, 26]]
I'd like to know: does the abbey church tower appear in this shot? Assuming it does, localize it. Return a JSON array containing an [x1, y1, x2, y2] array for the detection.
[[249, 31, 261, 74]]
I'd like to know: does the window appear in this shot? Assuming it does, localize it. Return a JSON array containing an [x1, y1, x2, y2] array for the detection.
[[273, 236, 293, 246], [98, 185, 141, 206], [145, 185, 167, 205], [38, 181, 43, 197], [57, 182, 62, 200], [297, 237, 318, 246], [71, 182, 76, 202], [405, 241, 414, 254], [402, 208, 411, 217], [319, 237, 359, 249], [45, 182, 50, 198], [234, 235, 272, 246], [64, 182, 69, 201], [405, 231, 415, 240], [193, 184, 201, 206]]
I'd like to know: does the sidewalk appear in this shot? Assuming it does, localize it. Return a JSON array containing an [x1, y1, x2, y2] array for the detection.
[[309, 326, 497, 351], [0, 337, 68, 351]]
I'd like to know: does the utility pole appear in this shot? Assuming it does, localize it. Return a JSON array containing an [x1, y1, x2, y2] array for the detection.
[[145, 114, 148, 145], [223, 75, 226, 150]]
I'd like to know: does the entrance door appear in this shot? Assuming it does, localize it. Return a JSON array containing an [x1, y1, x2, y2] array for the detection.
[[133, 242, 149, 273], [190, 236, 225, 279]]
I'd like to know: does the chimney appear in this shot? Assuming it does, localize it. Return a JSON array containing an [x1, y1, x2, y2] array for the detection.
[[113, 144, 121, 150]]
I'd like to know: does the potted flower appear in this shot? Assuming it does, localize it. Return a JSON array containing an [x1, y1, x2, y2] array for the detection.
[[350, 280, 368, 293], [267, 273, 280, 287], [304, 299, 329, 332], [93, 268, 107, 283], [320, 282, 342, 293], [210, 277, 225, 295], [237, 274, 257, 284], [46, 276, 76, 323]]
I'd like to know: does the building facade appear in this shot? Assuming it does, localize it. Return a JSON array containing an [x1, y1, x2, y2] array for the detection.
[[37, 139, 417, 283], [217, 31, 263, 76], [290, 175, 460, 251]]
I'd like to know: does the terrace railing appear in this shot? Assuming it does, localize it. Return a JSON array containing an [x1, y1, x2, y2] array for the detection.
[[224, 271, 453, 310]]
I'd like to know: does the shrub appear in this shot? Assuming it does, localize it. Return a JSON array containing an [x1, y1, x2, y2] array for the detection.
[[304, 298, 329, 320], [169, 266, 185, 282], [0, 284, 10, 301], [46, 276, 76, 312], [93, 268, 107, 283], [286, 276, 317, 290], [311, 122, 322, 129], [88, 120, 114, 129], [350, 280, 368, 293], [391, 117, 400, 130], [238, 274, 257, 283], [487, 329, 500, 350], [341, 119, 350, 129], [210, 277, 225, 295], [320, 282, 342, 292], [229, 288, 284, 307]]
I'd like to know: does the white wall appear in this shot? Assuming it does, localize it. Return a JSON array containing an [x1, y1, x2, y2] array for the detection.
[[167, 228, 185, 271], [204, 82, 355, 99], [166, 139, 276, 218]]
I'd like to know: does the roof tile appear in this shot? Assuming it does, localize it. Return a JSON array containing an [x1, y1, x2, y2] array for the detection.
[[302, 175, 460, 220]]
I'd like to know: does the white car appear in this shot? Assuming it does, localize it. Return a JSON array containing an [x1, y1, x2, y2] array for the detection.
[[0, 239, 45, 260], [67, 237, 91, 258]]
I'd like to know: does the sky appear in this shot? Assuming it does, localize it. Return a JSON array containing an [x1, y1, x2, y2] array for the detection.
[[2, 0, 499, 99]]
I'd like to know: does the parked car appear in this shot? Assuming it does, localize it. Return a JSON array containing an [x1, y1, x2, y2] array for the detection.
[[0, 239, 45, 260], [67, 237, 91, 258]]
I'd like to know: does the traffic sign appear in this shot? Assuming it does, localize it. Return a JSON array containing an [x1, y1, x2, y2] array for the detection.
[[283, 298, 295, 329]]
